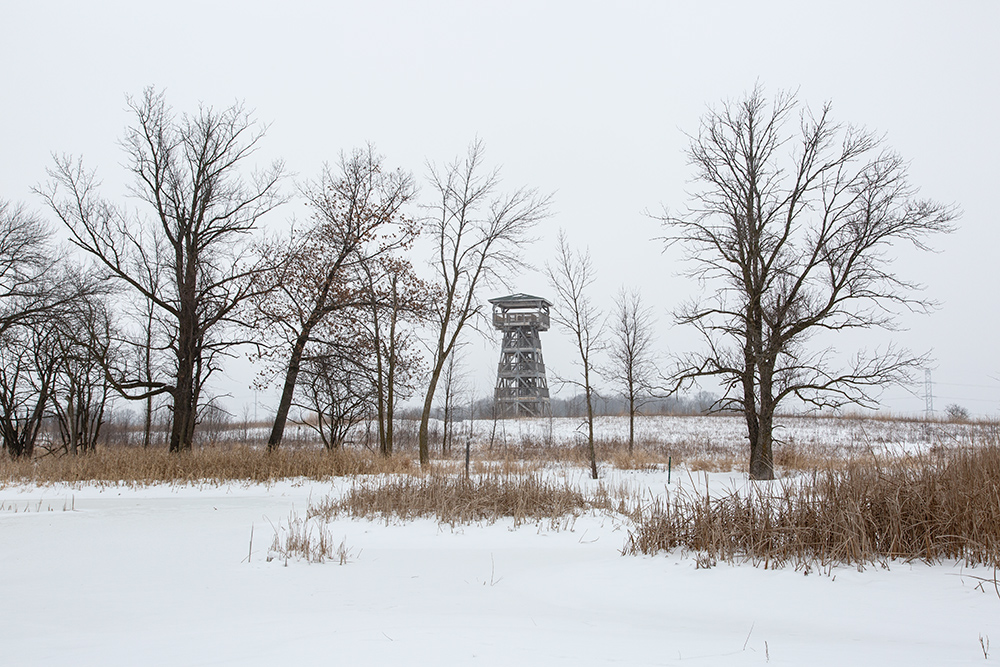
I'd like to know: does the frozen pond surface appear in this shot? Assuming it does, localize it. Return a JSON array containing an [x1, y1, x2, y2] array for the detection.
[[3, 448, 998, 666]]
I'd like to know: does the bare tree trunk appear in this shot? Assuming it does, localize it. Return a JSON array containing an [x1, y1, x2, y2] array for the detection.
[[373, 317, 387, 456], [169, 371, 196, 453], [383, 320, 396, 457], [418, 365, 444, 466], [143, 397, 152, 448], [749, 364, 776, 480], [268, 326, 312, 452], [169, 293, 198, 452], [442, 395, 450, 455], [142, 300, 154, 449], [441, 352, 461, 455], [67, 398, 78, 455], [627, 392, 635, 453], [383, 309, 397, 456], [585, 382, 598, 479], [750, 410, 774, 480]]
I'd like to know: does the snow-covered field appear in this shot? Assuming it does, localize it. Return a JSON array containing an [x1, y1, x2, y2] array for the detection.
[[255, 413, 995, 460], [3, 458, 998, 665], [456, 413, 995, 461]]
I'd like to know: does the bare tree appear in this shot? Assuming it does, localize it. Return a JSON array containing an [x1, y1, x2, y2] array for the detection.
[[660, 86, 957, 480], [288, 261, 429, 455], [0, 327, 58, 458], [438, 344, 468, 455], [358, 256, 431, 456], [257, 146, 416, 451], [417, 140, 550, 467], [50, 296, 116, 455], [293, 346, 372, 450], [944, 404, 969, 422], [606, 287, 657, 451], [40, 87, 285, 453], [546, 230, 603, 479], [0, 202, 105, 458]]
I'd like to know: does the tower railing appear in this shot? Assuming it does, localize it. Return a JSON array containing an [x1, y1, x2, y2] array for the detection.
[[493, 311, 549, 330]]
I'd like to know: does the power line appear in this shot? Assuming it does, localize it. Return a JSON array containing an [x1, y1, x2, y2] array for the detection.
[[934, 381, 1000, 390], [883, 395, 1000, 404], [928, 395, 1000, 403]]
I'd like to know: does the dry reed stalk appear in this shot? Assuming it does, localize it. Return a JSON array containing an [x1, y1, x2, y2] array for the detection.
[[267, 509, 355, 564]]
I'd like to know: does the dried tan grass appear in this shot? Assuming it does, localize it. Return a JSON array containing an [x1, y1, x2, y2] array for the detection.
[[470, 455, 544, 476], [0, 446, 413, 488], [772, 441, 857, 473], [626, 445, 1000, 569], [605, 448, 670, 471]]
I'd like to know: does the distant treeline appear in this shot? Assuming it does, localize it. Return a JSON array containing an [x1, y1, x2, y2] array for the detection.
[[418, 391, 718, 422]]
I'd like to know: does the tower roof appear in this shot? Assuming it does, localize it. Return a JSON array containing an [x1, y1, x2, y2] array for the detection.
[[488, 293, 552, 308]]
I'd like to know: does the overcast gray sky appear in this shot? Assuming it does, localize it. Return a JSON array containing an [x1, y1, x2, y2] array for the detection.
[[3, 1, 997, 417]]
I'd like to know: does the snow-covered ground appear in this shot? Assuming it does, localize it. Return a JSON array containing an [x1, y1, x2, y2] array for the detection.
[[3, 464, 998, 665]]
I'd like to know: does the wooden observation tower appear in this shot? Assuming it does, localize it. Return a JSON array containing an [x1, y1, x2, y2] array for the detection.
[[490, 293, 552, 418]]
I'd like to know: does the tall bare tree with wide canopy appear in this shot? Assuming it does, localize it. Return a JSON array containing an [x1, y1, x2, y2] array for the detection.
[[417, 140, 550, 467], [41, 87, 285, 452], [661, 86, 956, 480]]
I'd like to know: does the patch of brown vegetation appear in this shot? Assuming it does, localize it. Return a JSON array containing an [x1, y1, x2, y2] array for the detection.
[[308, 471, 594, 528], [626, 445, 1000, 569]]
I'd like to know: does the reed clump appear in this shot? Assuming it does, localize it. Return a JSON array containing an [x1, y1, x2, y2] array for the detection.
[[626, 445, 1000, 569], [309, 471, 594, 528]]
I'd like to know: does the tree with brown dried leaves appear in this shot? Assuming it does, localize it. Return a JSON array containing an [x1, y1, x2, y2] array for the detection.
[[257, 146, 418, 451]]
